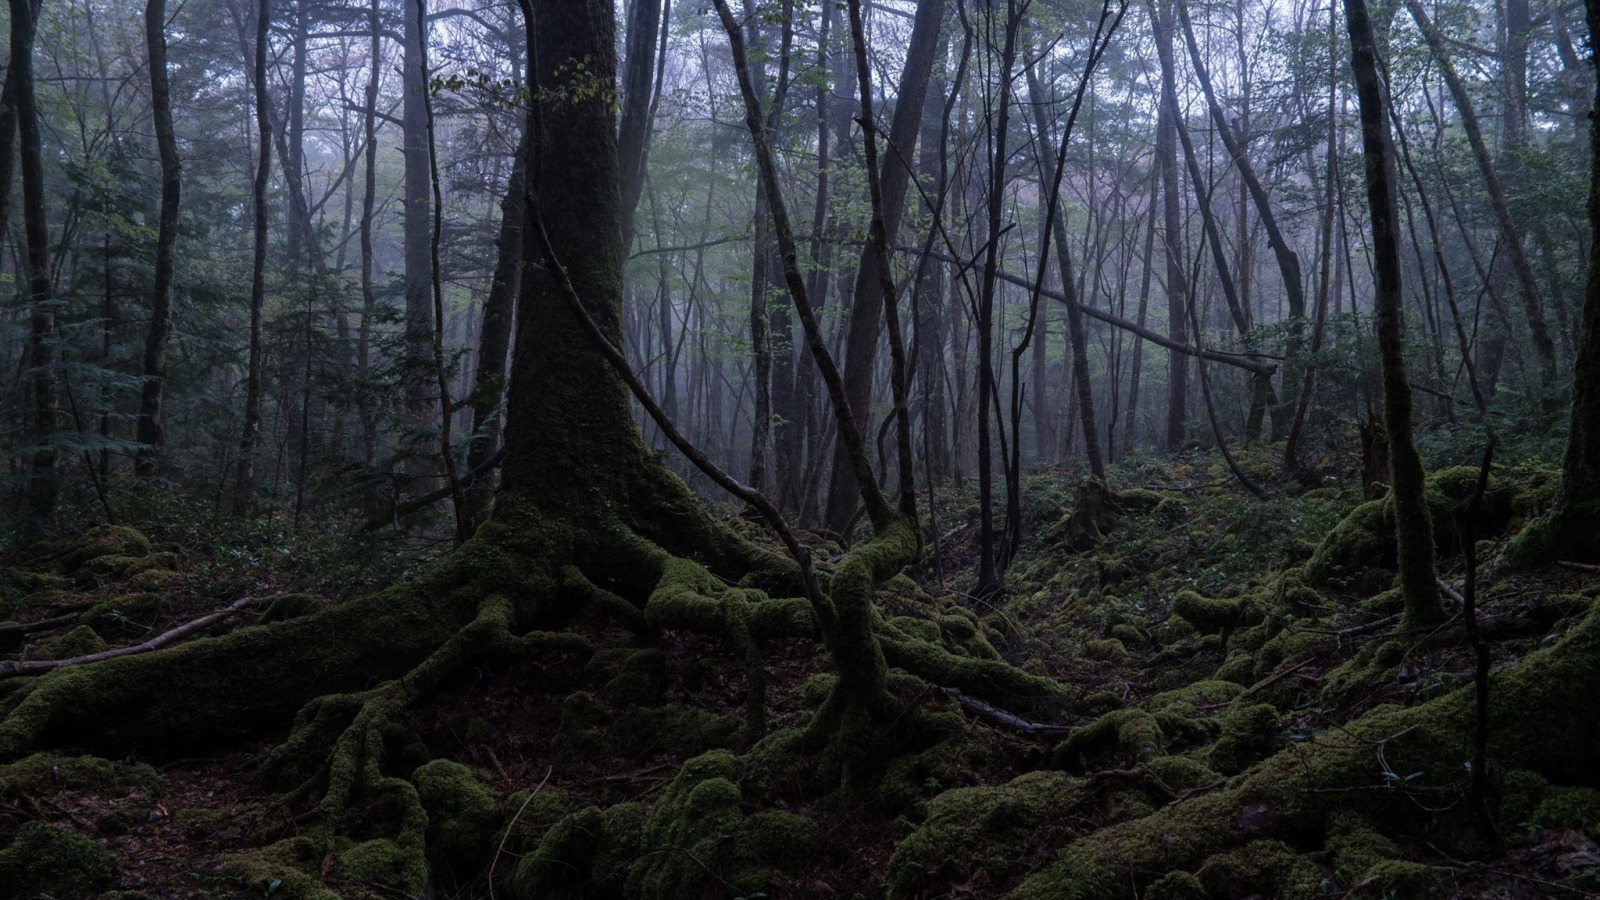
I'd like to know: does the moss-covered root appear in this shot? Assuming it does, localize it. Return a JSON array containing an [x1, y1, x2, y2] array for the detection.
[[0, 820, 119, 900], [1008, 602, 1600, 900], [1172, 589, 1265, 635]]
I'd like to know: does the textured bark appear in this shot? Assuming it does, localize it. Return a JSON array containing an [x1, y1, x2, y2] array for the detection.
[[1154, 0, 1188, 451], [232, 0, 271, 515], [402, 0, 437, 440], [464, 130, 528, 525], [12, 0, 56, 534], [1345, 0, 1444, 626], [357, 0, 381, 467], [1400, 0, 1556, 384], [617, 0, 665, 247], [135, 0, 181, 478], [821, 0, 944, 535]]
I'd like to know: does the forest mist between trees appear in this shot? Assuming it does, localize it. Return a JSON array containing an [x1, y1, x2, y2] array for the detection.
[[0, 0, 1598, 895]]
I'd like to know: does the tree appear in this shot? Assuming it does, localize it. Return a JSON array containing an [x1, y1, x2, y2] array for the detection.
[[12, 0, 59, 536], [135, 0, 182, 478], [1344, 0, 1444, 627]]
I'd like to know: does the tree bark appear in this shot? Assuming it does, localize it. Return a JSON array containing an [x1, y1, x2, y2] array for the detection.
[[12, 0, 57, 534], [1400, 0, 1556, 385], [136, 0, 182, 479], [1155, 0, 1189, 451], [232, 0, 271, 515], [1345, 0, 1445, 626], [821, 0, 944, 535]]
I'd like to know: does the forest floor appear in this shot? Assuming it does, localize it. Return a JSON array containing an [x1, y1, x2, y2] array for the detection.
[[1, 447, 1598, 899]]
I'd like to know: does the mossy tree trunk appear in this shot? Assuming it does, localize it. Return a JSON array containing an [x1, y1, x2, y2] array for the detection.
[[1345, 0, 1445, 628]]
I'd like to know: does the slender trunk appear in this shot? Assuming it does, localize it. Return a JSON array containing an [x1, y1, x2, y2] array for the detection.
[[617, 0, 665, 247], [136, 0, 181, 478], [358, 0, 381, 467], [1345, 0, 1444, 626], [1156, 0, 1189, 450], [402, 0, 437, 449], [821, 0, 945, 534], [1124, 173, 1157, 454], [1400, 0, 1556, 384], [12, 0, 56, 533], [234, 0, 271, 515]]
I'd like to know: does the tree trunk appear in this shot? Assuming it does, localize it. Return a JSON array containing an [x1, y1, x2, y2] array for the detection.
[[1400, 0, 1556, 385], [12, 0, 57, 535], [232, 0, 271, 515], [821, 0, 944, 535], [402, 0, 437, 451], [135, 0, 182, 479], [1155, 0, 1188, 451], [1345, 0, 1445, 627]]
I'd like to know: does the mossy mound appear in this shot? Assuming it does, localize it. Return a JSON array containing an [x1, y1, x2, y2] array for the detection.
[[511, 801, 647, 899], [412, 759, 500, 872], [28, 624, 108, 661], [0, 752, 162, 797], [1306, 466, 1535, 588], [1009, 601, 1600, 900], [623, 749, 819, 898], [62, 525, 151, 573], [0, 821, 119, 900], [886, 770, 1082, 898], [1172, 590, 1263, 634]]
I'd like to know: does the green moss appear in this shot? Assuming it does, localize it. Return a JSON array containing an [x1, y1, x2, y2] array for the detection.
[[1325, 811, 1399, 886], [1172, 590, 1261, 634], [338, 837, 427, 893], [0, 821, 119, 900], [1195, 839, 1323, 899], [262, 594, 323, 623], [1362, 859, 1439, 895], [511, 802, 646, 900], [174, 807, 233, 840], [65, 525, 150, 572], [1321, 640, 1406, 702], [0, 752, 162, 797], [1142, 870, 1204, 900], [412, 759, 500, 871], [1533, 785, 1600, 833], [1144, 755, 1221, 793], [1085, 638, 1129, 662], [624, 749, 811, 899], [30, 625, 108, 661], [886, 771, 1081, 899], [1053, 709, 1165, 770], [1497, 769, 1549, 825], [1011, 603, 1600, 900]]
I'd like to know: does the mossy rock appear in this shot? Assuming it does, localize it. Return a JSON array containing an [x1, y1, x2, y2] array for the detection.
[[1145, 755, 1221, 793], [0, 752, 162, 797], [27, 625, 108, 662], [81, 594, 168, 631], [1207, 703, 1280, 775], [886, 770, 1081, 899], [1010, 601, 1600, 900], [1308, 467, 1529, 588], [261, 594, 324, 624], [1321, 640, 1406, 702], [511, 801, 646, 899], [624, 750, 815, 900], [596, 648, 669, 708], [1533, 785, 1600, 834], [338, 838, 428, 894], [64, 525, 150, 572], [223, 837, 344, 900], [0, 821, 119, 900], [1325, 810, 1399, 886], [1143, 870, 1205, 900], [1195, 839, 1323, 899], [1054, 709, 1165, 770], [1172, 590, 1262, 634], [413, 759, 500, 872], [1085, 638, 1130, 662]]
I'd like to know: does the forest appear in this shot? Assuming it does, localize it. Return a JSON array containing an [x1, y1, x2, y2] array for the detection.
[[0, 0, 1598, 894]]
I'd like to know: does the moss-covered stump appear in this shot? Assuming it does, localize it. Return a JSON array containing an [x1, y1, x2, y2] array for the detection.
[[1008, 602, 1600, 899], [1051, 478, 1166, 551], [0, 820, 119, 899]]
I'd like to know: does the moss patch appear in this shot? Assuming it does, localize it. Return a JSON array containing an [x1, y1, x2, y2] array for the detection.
[[0, 821, 119, 900]]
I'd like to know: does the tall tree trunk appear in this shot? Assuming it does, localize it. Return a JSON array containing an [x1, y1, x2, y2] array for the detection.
[[11, 0, 55, 534], [821, 0, 944, 535], [1400, 0, 1556, 385], [402, 0, 437, 452], [1345, 0, 1445, 626], [464, 128, 528, 527], [358, 0, 381, 467], [233, 0, 272, 515], [135, 0, 181, 478], [617, 0, 665, 248], [1155, 0, 1189, 450]]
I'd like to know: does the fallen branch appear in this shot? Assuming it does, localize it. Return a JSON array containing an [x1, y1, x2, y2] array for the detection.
[[0, 594, 278, 678], [0, 609, 90, 638], [1557, 560, 1600, 573], [938, 686, 1072, 735]]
